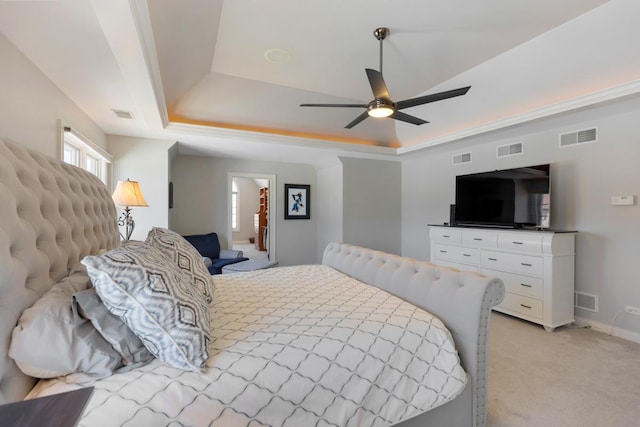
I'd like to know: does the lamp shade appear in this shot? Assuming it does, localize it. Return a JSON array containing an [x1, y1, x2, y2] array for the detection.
[[112, 179, 148, 207]]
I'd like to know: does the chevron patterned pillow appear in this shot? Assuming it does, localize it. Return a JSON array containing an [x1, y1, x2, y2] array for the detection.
[[82, 242, 210, 371], [146, 227, 215, 303]]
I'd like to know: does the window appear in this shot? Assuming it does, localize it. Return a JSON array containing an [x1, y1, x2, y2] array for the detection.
[[231, 189, 239, 232], [63, 143, 80, 166], [61, 125, 111, 185]]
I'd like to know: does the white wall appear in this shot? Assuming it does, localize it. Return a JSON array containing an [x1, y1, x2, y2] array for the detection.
[[0, 33, 106, 156], [341, 157, 402, 255], [402, 95, 640, 337], [172, 155, 317, 266], [108, 135, 175, 241]]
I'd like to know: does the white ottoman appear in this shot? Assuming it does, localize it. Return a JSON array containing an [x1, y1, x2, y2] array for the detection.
[[221, 259, 279, 274]]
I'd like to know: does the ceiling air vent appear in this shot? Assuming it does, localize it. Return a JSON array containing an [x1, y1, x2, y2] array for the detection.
[[112, 109, 134, 120], [452, 152, 472, 165], [497, 142, 523, 158], [559, 127, 597, 148]]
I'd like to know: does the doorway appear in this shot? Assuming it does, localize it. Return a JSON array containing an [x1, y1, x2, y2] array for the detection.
[[227, 172, 276, 261]]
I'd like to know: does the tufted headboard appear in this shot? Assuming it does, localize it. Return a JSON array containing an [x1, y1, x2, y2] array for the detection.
[[0, 138, 120, 404], [322, 241, 504, 427]]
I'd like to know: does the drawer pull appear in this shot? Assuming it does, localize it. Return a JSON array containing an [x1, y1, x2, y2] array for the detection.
[[521, 262, 533, 267], [442, 235, 450, 238], [520, 283, 533, 288], [463, 253, 471, 257], [473, 237, 483, 241], [439, 250, 448, 253], [488, 257, 498, 261], [520, 304, 532, 309], [512, 241, 524, 245]]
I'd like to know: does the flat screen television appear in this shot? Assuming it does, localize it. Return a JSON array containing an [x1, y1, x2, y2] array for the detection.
[[454, 164, 551, 229]]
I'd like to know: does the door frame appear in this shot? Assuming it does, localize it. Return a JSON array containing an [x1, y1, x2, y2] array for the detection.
[[227, 172, 277, 261]]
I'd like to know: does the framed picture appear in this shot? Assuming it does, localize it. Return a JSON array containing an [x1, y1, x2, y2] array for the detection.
[[284, 184, 310, 219]]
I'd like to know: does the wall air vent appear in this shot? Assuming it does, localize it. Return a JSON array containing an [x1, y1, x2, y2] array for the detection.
[[112, 109, 135, 119], [452, 152, 472, 165], [496, 142, 523, 158], [575, 291, 599, 312], [559, 127, 597, 148]]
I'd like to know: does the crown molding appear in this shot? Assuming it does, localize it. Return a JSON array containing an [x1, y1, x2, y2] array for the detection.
[[398, 80, 640, 155]]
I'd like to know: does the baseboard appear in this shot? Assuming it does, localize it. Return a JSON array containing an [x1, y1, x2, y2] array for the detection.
[[574, 316, 640, 344]]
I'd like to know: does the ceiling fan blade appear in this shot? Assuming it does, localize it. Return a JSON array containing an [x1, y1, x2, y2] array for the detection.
[[391, 111, 429, 126], [365, 68, 391, 101], [396, 86, 471, 110], [345, 111, 370, 129], [300, 103, 367, 108]]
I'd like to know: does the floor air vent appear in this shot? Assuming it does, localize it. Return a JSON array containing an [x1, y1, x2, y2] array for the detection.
[[497, 142, 523, 158], [559, 127, 597, 148], [452, 152, 471, 165], [575, 291, 599, 312]]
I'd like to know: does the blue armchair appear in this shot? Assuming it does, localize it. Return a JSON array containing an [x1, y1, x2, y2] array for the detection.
[[183, 232, 248, 275]]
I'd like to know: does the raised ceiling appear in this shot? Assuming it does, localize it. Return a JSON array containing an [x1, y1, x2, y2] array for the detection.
[[1, 0, 639, 164]]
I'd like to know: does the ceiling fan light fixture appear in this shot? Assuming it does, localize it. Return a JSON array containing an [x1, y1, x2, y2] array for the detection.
[[367, 101, 394, 118]]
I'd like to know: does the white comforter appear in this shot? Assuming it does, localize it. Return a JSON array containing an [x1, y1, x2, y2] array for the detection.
[[30, 265, 467, 426]]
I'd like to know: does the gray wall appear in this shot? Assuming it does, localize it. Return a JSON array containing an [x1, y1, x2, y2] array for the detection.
[[315, 162, 343, 262], [341, 157, 402, 255], [0, 33, 106, 158], [171, 155, 317, 266], [402, 95, 640, 337]]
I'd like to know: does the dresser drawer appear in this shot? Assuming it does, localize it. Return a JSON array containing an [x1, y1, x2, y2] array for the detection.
[[433, 244, 480, 264], [480, 268, 543, 299], [430, 227, 462, 244], [481, 251, 543, 276], [462, 230, 498, 248], [498, 233, 543, 253], [499, 292, 543, 320], [435, 259, 479, 273]]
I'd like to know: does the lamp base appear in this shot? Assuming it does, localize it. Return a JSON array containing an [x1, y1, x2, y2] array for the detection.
[[117, 207, 136, 240]]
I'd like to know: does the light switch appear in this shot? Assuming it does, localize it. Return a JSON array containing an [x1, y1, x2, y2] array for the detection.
[[611, 195, 635, 206]]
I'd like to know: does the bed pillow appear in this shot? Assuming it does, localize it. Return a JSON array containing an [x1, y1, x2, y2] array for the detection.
[[146, 227, 215, 303], [73, 288, 154, 369], [82, 242, 210, 371], [9, 263, 122, 382]]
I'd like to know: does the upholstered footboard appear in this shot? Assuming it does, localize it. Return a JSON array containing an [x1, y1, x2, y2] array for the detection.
[[322, 242, 504, 427]]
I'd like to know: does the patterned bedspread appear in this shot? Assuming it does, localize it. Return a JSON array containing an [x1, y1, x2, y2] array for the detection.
[[29, 265, 467, 426]]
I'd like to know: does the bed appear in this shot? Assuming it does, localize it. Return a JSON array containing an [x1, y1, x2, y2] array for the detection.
[[0, 138, 504, 426]]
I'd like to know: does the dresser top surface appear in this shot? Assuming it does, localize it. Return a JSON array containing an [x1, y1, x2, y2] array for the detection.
[[429, 224, 577, 234]]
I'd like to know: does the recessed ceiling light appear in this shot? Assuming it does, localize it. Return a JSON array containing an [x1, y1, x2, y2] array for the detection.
[[264, 48, 290, 64]]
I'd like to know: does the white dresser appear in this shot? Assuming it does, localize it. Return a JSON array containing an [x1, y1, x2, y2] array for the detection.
[[429, 226, 576, 331]]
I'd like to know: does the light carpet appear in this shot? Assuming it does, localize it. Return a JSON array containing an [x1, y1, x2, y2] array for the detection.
[[487, 312, 640, 427]]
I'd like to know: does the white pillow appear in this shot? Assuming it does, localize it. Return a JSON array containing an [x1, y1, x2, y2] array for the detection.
[[9, 263, 122, 381], [145, 227, 215, 303], [82, 242, 210, 371]]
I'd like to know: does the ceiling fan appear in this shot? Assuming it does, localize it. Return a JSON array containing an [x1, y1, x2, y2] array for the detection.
[[300, 27, 471, 129]]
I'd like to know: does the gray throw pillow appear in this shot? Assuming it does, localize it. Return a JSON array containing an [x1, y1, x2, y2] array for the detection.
[[73, 288, 153, 369], [9, 263, 122, 382], [146, 227, 215, 303], [82, 242, 211, 371]]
